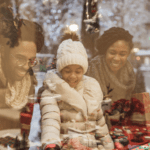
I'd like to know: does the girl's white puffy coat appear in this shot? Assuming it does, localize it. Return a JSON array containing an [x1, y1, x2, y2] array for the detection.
[[40, 70, 114, 149]]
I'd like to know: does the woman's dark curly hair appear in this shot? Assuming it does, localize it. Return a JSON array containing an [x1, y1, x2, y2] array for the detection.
[[95, 27, 133, 55], [0, 4, 44, 52]]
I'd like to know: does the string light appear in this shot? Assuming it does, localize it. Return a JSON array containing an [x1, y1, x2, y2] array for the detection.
[[86, 0, 89, 19], [84, 0, 100, 34], [69, 24, 79, 32]]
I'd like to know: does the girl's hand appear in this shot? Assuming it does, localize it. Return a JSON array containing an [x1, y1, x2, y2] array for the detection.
[[45, 144, 60, 150]]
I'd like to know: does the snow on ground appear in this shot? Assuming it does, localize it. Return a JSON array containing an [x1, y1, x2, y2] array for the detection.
[[28, 72, 45, 147], [34, 72, 46, 96], [29, 103, 41, 143]]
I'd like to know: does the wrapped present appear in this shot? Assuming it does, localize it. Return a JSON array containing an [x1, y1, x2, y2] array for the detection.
[[20, 95, 35, 137], [131, 92, 150, 126], [25, 103, 34, 114], [20, 105, 34, 137], [20, 112, 32, 136]]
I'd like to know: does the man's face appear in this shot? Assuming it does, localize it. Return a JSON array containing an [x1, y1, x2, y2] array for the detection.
[[4, 41, 37, 81]]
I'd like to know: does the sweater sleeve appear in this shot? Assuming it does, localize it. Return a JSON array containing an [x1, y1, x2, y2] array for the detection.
[[83, 76, 114, 149], [40, 89, 61, 149], [83, 76, 105, 126], [83, 76, 103, 115]]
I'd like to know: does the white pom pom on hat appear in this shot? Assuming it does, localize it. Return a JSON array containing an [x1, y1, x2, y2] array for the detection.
[[56, 39, 88, 74]]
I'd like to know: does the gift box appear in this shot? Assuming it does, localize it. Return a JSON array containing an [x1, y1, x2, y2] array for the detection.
[[20, 103, 34, 136], [131, 92, 150, 127], [25, 103, 34, 114], [20, 112, 32, 136]]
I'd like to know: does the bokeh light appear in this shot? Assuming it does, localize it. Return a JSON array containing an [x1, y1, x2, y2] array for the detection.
[[133, 48, 140, 53], [136, 56, 141, 61], [69, 24, 79, 32]]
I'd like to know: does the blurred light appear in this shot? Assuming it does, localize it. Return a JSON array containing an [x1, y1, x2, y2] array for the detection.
[[51, 9, 56, 13], [51, 0, 58, 4], [43, 0, 58, 6], [99, 14, 102, 18], [136, 56, 140, 61], [69, 24, 78, 32], [108, 12, 114, 17], [133, 48, 140, 53], [135, 12, 138, 15], [54, 16, 59, 20], [58, 10, 61, 13], [68, 10, 72, 13], [46, 19, 50, 23], [144, 57, 149, 65], [68, 4, 72, 8], [56, 20, 59, 24], [42, 0, 49, 5]]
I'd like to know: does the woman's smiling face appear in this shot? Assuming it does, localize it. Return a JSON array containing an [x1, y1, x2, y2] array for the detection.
[[105, 40, 130, 74], [61, 65, 84, 88]]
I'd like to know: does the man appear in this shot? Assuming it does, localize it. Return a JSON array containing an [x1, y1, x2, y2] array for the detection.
[[0, 4, 44, 131], [0, 5, 44, 109]]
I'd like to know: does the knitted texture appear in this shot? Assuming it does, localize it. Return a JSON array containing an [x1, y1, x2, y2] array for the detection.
[[5, 76, 31, 109], [0, 57, 31, 109], [40, 70, 114, 149], [87, 55, 136, 102], [56, 39, 88, 74]]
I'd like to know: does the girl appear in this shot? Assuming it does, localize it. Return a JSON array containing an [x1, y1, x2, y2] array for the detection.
[[40, 33, 114, 150]]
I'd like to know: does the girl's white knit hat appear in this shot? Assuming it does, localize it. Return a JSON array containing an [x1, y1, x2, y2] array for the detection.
[[56, 39, 88, 74]]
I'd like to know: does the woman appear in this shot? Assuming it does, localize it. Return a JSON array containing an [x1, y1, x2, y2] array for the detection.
[[40, 32, 114, 150], [0, 4, 44, 109], [87, 27, 136, 103]]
